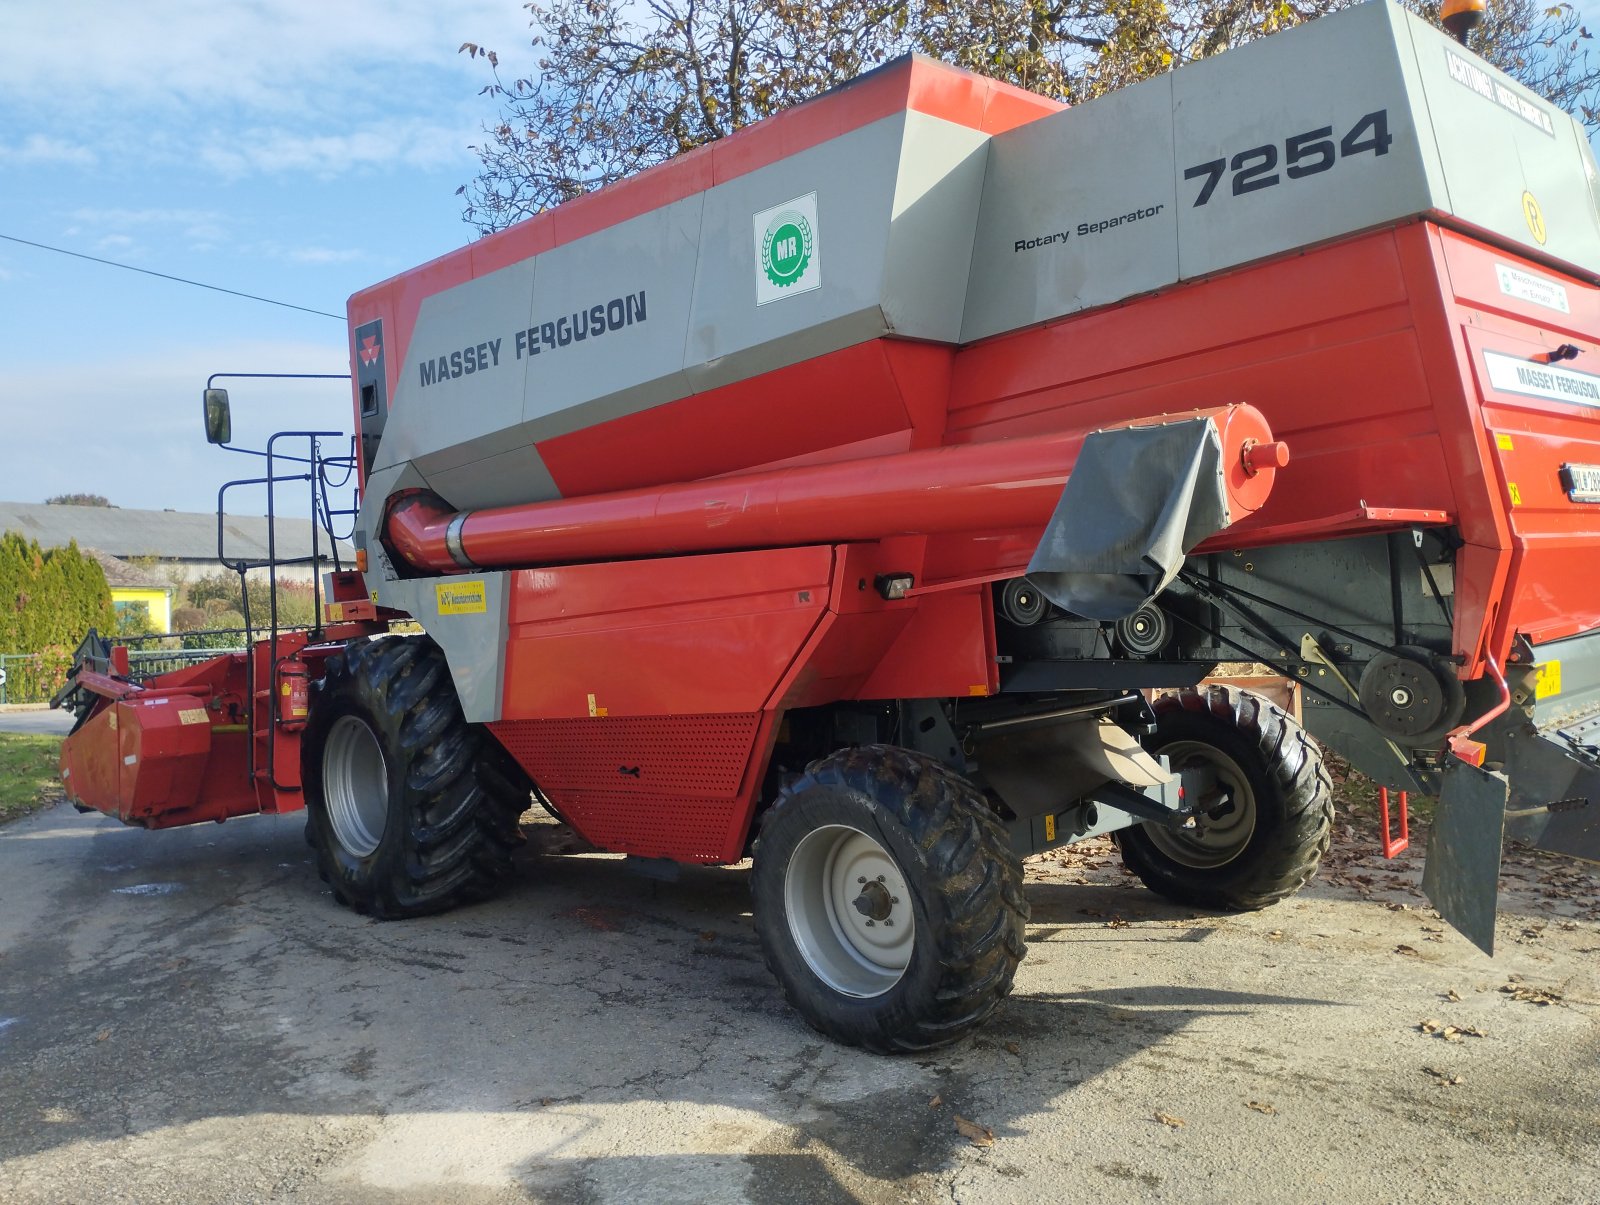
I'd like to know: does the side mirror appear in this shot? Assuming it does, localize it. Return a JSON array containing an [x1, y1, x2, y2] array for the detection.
[[203, 388, 232, 445]]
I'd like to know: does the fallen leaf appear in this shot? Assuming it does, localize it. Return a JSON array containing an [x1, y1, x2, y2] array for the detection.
[[1421, 1066, 1465, 1087], [1501, 983, 1561, 1005], [928, 1094, 942, 1109], [1385, 901, 1406, 911], [1105, 917, 1130, 929], [1266, 930, 1285, 942], [1004, 1041, 1021, 1056], [1418, 1018, 1443, 1034], [954, 1114, 995, 1147], [94, 1030, 111, 1042], [1154, 1111, 1186, 1129], [1444, 989, 1462, 1002], [1395, 944, 1420, 957], [699, 930, 716, 942], [1245, 1100, 1277, 1115]]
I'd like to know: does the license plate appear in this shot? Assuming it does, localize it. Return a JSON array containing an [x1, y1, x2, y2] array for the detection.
[[1561, 463, 1600, 502]]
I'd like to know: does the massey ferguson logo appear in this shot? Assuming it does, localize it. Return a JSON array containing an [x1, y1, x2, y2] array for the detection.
[[359, 335, 382, 367]]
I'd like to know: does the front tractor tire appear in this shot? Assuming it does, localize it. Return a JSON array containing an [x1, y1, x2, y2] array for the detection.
[[1114, 686, 1334, 912], [303, 636, 527, 918], [751, 745, 1028, 1054]]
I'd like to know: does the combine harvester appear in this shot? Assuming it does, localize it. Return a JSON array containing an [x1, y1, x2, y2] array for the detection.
[[55, 1, 1600, 1051]]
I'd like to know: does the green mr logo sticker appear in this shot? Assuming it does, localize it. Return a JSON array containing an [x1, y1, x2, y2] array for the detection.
[[753, 193, 821, 305], [762, 211, 813, 287]]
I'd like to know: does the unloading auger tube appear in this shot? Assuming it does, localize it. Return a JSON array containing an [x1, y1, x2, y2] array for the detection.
[[383, 403, 1287, 573]]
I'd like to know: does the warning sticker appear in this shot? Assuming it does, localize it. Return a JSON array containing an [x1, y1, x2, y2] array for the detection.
[[1536, 661, 1562, 700], [436, 580, 488, 615], [178, 708, 208, 726], [1495, 265, 1569, 314]]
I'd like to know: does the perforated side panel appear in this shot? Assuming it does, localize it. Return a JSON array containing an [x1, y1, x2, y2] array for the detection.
[[489, 713, 768, 863]]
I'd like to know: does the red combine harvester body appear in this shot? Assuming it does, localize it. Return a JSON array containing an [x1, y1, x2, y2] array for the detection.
[[54, 4, 1600, 1050]]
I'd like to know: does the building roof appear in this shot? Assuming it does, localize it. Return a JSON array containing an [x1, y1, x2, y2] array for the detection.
[[84, 547, 172, 592], [0, 501, 352, 566]]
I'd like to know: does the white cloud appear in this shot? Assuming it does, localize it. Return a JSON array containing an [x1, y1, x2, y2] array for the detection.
[[0, 134, 96, 165], [286, 247, 365, 265], [0, 1, 530, 115], [195, 120, 472, 179]]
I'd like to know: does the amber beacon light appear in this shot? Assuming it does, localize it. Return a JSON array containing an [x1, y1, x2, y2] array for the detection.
[[1442, 0, 1485, 44]]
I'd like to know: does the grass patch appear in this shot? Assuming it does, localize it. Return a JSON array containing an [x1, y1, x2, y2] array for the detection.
[[0, 733, 64, 824]]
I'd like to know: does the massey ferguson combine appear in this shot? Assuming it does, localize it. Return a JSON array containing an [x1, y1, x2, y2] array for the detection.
[[52, 2, 1600, 1051]]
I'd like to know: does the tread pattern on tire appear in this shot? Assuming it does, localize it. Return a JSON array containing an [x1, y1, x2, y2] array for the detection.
[[1118, 685, 1334, 911], [753, 744, 1029, 1054], [306, 636, 527, 919]]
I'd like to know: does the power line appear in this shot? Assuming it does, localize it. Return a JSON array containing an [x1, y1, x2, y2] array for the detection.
[[0, 232, 344, 321]]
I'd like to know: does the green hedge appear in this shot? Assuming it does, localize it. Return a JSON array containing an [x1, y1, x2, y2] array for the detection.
[[0, 532, 116, 698]]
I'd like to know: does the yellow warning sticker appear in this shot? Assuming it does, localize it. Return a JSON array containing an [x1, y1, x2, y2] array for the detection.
[[1536, 660, 1562, 700], [1044, 814, 1057, 843], [1523, 191, 1547, 246], [1508, 482, 1522, 506], [1496, 433, 1515, 451], [435, 580, 487, 615], [967, 684, 988, 697], [586, 692, 609, 718], [178, 708, 208, 726]]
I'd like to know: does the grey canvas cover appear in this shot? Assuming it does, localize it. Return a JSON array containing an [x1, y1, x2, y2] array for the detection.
[[1026, 416, 1230, 620]]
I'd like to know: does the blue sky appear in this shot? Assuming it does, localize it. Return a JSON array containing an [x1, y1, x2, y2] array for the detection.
[[2, 2, 1598, 522], [0, 1, 533, 516]]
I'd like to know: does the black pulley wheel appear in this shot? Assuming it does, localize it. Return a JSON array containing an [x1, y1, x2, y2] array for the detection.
[[1114, 686, 1333, 911]]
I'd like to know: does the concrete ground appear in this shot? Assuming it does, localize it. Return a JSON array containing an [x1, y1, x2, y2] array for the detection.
[[0, 707, 73, 736], [0, 799, 1596, 1204]]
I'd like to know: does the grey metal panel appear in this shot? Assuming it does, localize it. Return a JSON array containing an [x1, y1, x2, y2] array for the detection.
[[425, 442, 560, 512], [375, 573, 510, 724], [374, 259, 535, 474], [1399, 7, 1600, 272], [522, 194, 703, 426], [882, 113, 992, 340], [963, 78, 1180, 342], [685, 114, 903, 385], [1422, 759, 1508, 955], [1170, 2, 1434, 281]]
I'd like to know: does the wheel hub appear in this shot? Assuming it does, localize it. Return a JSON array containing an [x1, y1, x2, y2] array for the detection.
[[851, 879, 894, 922], [1148, 742, 1257, 869]]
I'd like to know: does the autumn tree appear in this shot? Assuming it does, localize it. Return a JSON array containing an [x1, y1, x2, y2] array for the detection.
[[44, 493, 113, 507], [460, 0, 1598, 232]]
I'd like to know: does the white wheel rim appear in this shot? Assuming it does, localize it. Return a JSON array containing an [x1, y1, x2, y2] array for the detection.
[[1148, 740, 1257, 869], [323, 715, 389, 857], [784, 825, 913, 998]]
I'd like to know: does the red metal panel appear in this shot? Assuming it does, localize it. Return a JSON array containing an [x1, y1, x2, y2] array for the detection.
[[502, 546, 836, 720], [855, 586, 996, 701], [536, 341, 939, 497], [490, 712, 773, 862], [115, 696, 212, 824], [1448, 244, 1600, 645]]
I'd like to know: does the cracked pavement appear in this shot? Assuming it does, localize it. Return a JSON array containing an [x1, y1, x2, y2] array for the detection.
[[1, 802, 1596, 1203]]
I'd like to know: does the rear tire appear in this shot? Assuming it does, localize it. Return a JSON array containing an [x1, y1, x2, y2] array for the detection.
[[1114, 686, 1333, 911], [303, 636, 527, 918], [751, 745, 1028, 1054]]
